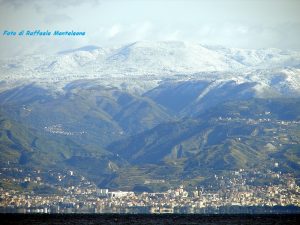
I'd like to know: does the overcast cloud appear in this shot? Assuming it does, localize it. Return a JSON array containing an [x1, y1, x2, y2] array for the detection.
[[0, 0, 299, 58]]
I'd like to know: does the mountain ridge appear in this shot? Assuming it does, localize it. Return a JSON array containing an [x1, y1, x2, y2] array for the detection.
[[1, 41, 300, 97], [0, 42, 300, 191]]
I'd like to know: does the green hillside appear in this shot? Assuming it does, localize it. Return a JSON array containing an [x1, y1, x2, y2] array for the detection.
[[0, 83, 299, 191]]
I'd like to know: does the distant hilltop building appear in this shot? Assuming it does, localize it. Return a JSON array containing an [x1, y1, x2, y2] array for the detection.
[[96, 189, 109, 197], [109, 191, 134, 198]]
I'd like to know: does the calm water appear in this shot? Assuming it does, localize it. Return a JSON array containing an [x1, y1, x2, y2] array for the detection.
[[0, 214, 299, 225]]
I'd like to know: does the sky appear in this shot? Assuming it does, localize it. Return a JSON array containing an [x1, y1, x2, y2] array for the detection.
[[0, 0, 300, 58]]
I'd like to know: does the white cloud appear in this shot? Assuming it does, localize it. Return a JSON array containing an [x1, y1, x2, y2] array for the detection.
[[44, 14, 72, 24], [106, 24, 121, 38], [0, 0, 100, 9], [0, 0, 300, 58], [134, 22, 154, 39]]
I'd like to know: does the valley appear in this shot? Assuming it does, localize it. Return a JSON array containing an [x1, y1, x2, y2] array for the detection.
[[0, 42, 299, 194]]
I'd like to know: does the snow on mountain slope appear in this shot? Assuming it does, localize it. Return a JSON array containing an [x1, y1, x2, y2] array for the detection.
[[206, 45, 300, 68], [253, 68, 300, 96], [105, 41, 244, 73], [0, 41, 300, 96]]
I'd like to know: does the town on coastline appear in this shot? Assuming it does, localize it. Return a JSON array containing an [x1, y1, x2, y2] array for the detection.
[[1, 167, 299, 214]]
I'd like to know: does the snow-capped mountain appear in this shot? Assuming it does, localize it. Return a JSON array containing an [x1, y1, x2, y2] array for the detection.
[[1, 41, 300, 96]]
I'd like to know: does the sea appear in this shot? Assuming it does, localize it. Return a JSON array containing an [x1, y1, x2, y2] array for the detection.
[[0, 214, 299, 225]]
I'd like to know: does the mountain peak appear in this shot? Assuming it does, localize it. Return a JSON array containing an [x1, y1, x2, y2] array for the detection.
[[1, 42, 300, 96], [58, 45, 100, 54]]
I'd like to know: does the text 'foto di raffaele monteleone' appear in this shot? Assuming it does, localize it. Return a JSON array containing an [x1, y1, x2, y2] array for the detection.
[[2, 30, 86, 36]]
